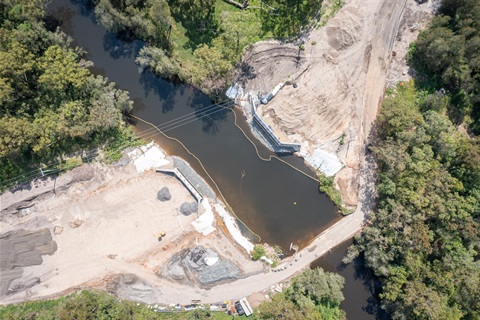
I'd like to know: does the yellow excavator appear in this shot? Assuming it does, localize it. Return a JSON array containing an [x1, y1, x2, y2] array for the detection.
[[157, 231, 166, 241]]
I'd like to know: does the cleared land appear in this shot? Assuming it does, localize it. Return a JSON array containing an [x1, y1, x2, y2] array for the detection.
[[0, 149, 376, 305], [237, 0, 434, 207], [0, 0, 435, 308], [0, 160, 262, 304]]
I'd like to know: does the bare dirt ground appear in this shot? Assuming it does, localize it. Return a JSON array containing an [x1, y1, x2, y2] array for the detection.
[[0, 0, 437, 308], [237, 0, 435, 207], [0, 160, 262, 305], [0, 147, 376, 306]]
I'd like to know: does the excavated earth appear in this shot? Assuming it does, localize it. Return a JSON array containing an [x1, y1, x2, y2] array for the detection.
[[236, 0, 436, 207], [0, 0, 439, 307]]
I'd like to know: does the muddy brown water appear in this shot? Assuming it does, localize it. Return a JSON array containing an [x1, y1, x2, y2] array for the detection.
[[46, 0, 339, 251], [43, 0, 381, 316]]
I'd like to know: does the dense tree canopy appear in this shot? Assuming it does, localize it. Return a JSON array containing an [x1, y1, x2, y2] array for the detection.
[[0, 0, 135, 188], [345, 1, 480, 318], [257, 268, 346, 320], [346, 81, 480, 320], [412, 0, 480, 133]]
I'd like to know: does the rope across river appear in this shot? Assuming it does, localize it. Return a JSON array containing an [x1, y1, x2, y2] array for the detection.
[[131, 103, 321, 243]]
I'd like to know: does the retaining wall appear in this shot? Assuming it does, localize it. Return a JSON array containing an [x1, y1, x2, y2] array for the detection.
[[249, 95, 301, 153]]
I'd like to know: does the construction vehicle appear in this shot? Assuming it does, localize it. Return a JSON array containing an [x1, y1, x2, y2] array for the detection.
[[157, 232, 166, 241]]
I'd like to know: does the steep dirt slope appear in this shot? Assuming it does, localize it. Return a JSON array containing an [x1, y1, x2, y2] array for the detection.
[[237, 0, 435, 207]]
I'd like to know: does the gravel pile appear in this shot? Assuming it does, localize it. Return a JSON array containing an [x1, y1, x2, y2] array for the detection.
[[157, 187, 171, 201], [179, 202, 197, 215], [0, 228, 57, 298], [199, 260, 240, 285], [107, 274, 161, 305], [172, 157, 215, 199], [162, 246, 240, 287]]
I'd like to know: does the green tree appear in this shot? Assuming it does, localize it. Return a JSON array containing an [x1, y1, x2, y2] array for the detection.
[[347, 81, 480, 319], [38, 45, 90, 91], [251, 244, 266, 260], [0, 0, 135, 189], [257, 268, 346, 320]]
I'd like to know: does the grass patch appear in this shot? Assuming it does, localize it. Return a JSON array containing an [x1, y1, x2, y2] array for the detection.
[[102, 0, 326, 95], [318, 172, 350, 215], [318, 0, 344, 27], [0, 126, 143, 192], [102, 125, 145, 164]]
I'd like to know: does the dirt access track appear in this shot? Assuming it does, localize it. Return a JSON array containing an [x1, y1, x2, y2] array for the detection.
[[0, 156, 376, 306], [0, 0, 435, 307], [237, 0, 435, 207]]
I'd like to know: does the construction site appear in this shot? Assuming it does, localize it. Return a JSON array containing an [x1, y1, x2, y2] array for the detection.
[[233, 0, 436, 208], [0, 0, 438, 311]]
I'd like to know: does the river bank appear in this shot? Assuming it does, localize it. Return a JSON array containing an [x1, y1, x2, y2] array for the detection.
[[0, 143, 263, 305], [232, 0, 435, 211], [1, 137, 377, 307]]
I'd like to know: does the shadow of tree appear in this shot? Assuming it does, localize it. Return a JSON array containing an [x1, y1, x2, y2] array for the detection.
[[185, 88, 230, 135], [45, 3, 75, 35], [103, 32, 144, 60], [259, 0, 323, 38], [138, 69, 176, 105], [348, 255, 391, 320], [69, 0, 98, 23], [167, 0, 218, 50]]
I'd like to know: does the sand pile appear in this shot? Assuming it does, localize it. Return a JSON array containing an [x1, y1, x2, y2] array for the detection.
[[326, 7, 362, 51]]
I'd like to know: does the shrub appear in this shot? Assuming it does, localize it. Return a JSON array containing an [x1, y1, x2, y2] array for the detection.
[[251, 244, 266, 260]]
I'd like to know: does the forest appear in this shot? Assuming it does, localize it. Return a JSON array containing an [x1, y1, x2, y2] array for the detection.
[[93, 0, 325, 95], [345, 0, 480, 318], [1, 0, 479, 319], [411, 0, 480, 133], [0, 0, 137, 189]]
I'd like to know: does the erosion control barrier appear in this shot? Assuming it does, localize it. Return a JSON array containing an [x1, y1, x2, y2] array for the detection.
[[249, 94, 301, 153]]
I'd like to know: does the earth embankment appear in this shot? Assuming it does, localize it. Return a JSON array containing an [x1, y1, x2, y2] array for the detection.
[[236, 0, 434, 208]]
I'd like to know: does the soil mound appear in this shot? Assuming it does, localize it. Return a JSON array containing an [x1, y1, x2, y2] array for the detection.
[[179, 202, 197, 215], [157, 187, 172, 202], [326, 8, 362, 50], [162, 246, 240, 286], [107, 274, 161, 304]]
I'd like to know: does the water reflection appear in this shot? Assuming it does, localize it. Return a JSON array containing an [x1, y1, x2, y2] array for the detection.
[[103, 33, 142, 60], [46, 0, 339, 250], [311, 239, 390, 320]]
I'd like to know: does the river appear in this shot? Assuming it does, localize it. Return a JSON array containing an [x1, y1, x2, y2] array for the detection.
[[46, 0, 340, 250], [46, 0, 380, 317], [311, 238, 389, 320]]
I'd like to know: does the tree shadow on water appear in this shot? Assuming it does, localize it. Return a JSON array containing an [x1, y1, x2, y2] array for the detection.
[[185, 89, 229, 135], [103, 32, 143, 60], [138, 70, 178, 113], [44, 5, 74, 34], [69, 0, 97, 22], [348, 257, 391, 320]]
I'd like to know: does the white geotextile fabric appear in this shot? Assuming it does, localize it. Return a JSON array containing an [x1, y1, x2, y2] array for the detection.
[[305, 148, 344, 177]]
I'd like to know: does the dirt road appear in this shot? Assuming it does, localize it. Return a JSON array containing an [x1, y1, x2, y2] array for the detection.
[[1, 145, 375, 306], [84, 150, 376, 305], [237, 0, 433, 208], [0, 0, 434, 307]]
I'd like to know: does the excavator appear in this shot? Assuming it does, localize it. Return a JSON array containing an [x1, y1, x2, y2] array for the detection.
[[157, 231, 166, 241]]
